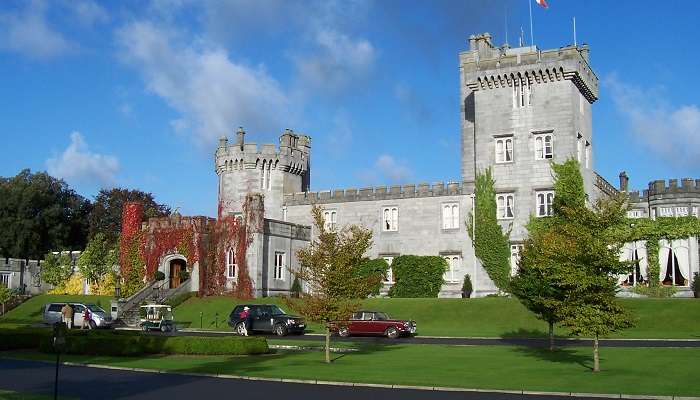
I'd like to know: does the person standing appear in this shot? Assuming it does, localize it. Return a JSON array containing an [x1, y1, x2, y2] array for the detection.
[[60, 304, 73, 329], [239, 306, 251, 336], [81, 307, 91, 329]]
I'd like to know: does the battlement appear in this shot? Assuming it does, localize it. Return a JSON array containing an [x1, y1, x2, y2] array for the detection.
[[283, 181, 470, 206], [460, 33, 598, 103], [215, 127, 310, 176], [647, 178, 700, 196], [594, 172, 619, 198], [627, 190, 650, 204], [143, 214, 216, 232]]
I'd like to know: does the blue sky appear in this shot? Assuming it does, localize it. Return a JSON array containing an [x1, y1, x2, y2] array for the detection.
[[1, 0, 699, 216]]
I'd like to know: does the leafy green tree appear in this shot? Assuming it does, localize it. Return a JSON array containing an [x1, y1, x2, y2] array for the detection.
[[88, 188, 170, 242], [288, 205, 377, 363], [467, 168, 511, 292], [517, 159, 634, 371], [0, 169, 91, 259], [41, 252, 74, 288], [0, 284, 12, 315], [77, 233, 118, 283]]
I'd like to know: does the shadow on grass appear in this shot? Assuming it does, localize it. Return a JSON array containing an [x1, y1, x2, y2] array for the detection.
[[511, 345, 592, 371], [500, 328, 549, 338]]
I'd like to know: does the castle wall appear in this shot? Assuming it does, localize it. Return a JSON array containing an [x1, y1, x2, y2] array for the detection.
[[283, 184, 496, 297], [260, 219, 311, 296]]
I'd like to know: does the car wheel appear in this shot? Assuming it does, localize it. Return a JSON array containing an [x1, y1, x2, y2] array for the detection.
[[236, 322, 247, 336], [338, 326, 350, 337], [274, 324, 288, 337], [160, 324, 169, 333], [385, 327, 399, 339], [141, 324, 148, 332]]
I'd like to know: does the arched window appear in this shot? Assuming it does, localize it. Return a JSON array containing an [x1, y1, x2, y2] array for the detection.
[[226, 249, 237, 280], [260, 160, 266, 189]]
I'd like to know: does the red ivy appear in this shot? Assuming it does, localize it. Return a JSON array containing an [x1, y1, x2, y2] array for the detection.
[[120, 202, 144, 279], [140, 223, 201, 279]]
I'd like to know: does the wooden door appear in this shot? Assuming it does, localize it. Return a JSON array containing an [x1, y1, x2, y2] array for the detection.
[[170, 262, 181, 288]]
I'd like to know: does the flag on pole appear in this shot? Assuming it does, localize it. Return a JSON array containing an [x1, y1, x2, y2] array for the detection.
[[535, 0, 549, 8]]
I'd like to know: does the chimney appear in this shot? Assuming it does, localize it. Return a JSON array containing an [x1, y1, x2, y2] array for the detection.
[[236, 127, 245, 150], [618, 171, 629, 192], [218, 136, 228, 148]]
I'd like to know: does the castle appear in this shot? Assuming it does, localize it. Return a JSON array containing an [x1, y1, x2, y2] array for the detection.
[[2, 33, 698, 298]]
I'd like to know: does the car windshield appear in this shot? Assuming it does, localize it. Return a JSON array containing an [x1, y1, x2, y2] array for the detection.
[[269, 306, 286, 315], [86, 304, 105, 313]]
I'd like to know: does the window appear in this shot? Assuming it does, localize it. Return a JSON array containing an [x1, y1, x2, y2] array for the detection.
[[382, 256, 394, 283], [443, 255, 461, 283], [675, 207, 689, 217], [694, 206, 699, 217], [580, 94, 585, 115], [0, 273, 9, 287], [495, 137, 514, 163], [510, 244, 523, 275], [536, 191, 554, 217], [576, 134, 583, 163], [496, 194, 515, 220], [627, 210, 644, 218], [226, 249, 237, 279], [442, 203, 459, 229], [513, 76, 531, 108], [534, 134, 553, 160], [260, 160, 266, 189], [382, 207, 398, 231], [585, 141, 591, 169], [323, 210, 337, 231], [274, 252, 285, 280], [658, 207, 674, 217]]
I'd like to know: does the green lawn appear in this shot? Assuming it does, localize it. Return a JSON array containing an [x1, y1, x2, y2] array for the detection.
[[171, 296, 700, 339], [3, 345, 699, 397], [0, 295, 112, 328]]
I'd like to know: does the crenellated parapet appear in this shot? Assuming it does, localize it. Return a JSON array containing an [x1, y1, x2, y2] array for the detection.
[[460, 33, 598, 103], [214, 127, 310, 177], [647, 178, 700, 196], [283, 181, 470, 206]]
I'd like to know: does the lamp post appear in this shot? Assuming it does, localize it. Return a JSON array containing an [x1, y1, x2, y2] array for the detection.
[[630, 223, 638, 286], [114, 277, 121, 299], [471, 193, 477, 297]]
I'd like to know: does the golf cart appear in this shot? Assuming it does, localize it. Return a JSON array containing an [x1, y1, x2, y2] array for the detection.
[[139, 304, 176, 332]]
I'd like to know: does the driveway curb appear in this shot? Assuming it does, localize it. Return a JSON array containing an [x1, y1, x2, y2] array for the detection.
[[52, 360, 698, 400]]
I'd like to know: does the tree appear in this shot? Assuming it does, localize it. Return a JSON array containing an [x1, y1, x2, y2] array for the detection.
[[354, 258, 389, 296], [467, 168, 511, 292], [516, 159, 634, 371], [41, 252, 74, 288], [288, 205, 377, 363], [0, 284, 12, 315], [88, 188, 170, 242], [0, 169, 91, 259], [77, 233, 118, 283]]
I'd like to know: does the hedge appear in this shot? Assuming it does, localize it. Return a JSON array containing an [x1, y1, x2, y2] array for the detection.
[[0, 328, 49, 350], [355, 258, 389, 296], [388, 255, 446, 298], [39, 331, 269, 356]]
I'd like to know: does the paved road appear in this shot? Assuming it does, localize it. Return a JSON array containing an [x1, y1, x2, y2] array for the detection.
[[0, 358, 609, 400], [140, 329, 700, 348]]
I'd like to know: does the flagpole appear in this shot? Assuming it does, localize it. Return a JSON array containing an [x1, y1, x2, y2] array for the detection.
[[573, 17, 577, 46], [528, 0, 534, 47]]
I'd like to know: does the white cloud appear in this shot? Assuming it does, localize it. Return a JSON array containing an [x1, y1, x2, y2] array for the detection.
[[69, 0, 109, 26], [116, 21, 291, 147], [356, 154, 412, 185], [0, 0, 74, 59], [296, 28, 376, 93], [606, 74, 700, 168], [47, 132, 120, 185]]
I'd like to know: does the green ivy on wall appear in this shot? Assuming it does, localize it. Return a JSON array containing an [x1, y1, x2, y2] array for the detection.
[[467, 168, 511, 292]]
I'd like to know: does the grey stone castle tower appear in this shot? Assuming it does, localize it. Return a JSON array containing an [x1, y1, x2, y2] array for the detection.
[[460, 33, 599, 242], [215, 127, 311, 220]]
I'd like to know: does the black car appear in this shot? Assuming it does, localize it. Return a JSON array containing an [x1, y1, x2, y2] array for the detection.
[[228, 304, 306, 336]]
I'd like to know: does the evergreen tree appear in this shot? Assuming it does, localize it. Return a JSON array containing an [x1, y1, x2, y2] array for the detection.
[[88, 188, 170, 242]]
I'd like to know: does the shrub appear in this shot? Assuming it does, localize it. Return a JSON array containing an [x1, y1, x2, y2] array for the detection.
[[354, 258, 389, 296], [631, 284, 677, 298], [154, 271, 166, 281], [691, 272, 699, 295], [388, 255, 446, 298], [50, 273, 85, 295], [462, 274, 473, 297], [178, 270, 190, 281], [0, 328, 49, 350], [290, 277, 302, 298], [39, 331, 268, 356]]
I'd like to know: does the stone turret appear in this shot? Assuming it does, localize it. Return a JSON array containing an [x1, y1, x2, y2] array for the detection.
[[619, 171, 629, 192], [215, 127, 311, 220]]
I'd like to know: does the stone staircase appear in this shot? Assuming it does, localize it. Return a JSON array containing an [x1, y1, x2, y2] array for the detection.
[[115, 279, 192, 327]]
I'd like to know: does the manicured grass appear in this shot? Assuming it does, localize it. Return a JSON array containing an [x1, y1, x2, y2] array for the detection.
[[0, 295, 112, 328], [172, 296, 700, 339], [4, 345, 699, 397]]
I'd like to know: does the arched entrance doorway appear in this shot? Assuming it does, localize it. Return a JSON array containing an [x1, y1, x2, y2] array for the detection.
[[169, 259, 187, 289]]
